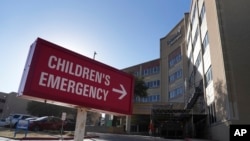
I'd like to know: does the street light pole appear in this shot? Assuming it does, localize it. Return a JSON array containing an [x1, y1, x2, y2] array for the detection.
[[93, 51, 97, 60]]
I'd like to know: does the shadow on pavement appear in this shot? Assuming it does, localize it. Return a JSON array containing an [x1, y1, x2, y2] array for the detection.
[[0, 127, 98, 140]]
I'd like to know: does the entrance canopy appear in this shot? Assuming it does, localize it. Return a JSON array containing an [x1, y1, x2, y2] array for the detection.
[[151, 103, 206, 122]]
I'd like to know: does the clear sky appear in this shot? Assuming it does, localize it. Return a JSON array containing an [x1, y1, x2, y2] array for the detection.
[[0, 0, 190, 93]]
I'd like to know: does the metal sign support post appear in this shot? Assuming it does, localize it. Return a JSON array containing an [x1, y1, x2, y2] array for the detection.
[[74, 107, 87, 141]]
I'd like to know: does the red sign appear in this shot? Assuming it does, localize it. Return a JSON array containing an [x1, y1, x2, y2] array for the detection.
[[18, 38, 134, 115]]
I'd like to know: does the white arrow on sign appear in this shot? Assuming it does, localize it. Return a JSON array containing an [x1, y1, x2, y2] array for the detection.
[[112, 84, 127, 100]]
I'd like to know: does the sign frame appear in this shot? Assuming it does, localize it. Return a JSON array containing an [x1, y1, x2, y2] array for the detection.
[[18, 38, 134, 115]]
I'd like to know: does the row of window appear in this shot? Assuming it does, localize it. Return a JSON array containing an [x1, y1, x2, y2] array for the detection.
[[146, 80, 160, 88], [188, 71, 195, 88], [200, 3, 206, 24], [188, 65, 213, 88], [192, 2, 206, 26], [169, 69, 182, 83], [195, 51, 202, 68], [133, 71, 140, 77], [189, 1, 208, 52], [189, 31, 209, 71], [133, 66, 160, 77], [203, 32, 209, 52], [208, 102, 217, 124], [169, 53, 182, 68], [191, 4, 196, 25], [169, 86, 184, 99], [135, 95, 160, 103], [205, 66, 213, 86], [142, 66, 160, 76], [193, 26, 199, 47], [0, 98, 6, 103]]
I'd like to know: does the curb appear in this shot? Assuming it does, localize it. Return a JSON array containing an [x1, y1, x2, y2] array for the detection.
[[0, 135, 99, 140]]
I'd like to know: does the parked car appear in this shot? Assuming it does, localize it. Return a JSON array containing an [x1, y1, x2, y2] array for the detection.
[[25, 117, 38, 121], [0, 119, 8, 127], [64, 119, 76, 131], [28, 116, 66, 131], [5, 114, 32, 128]]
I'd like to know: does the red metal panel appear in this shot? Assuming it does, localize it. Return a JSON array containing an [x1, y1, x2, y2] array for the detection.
[[19, 38, 134, 115]]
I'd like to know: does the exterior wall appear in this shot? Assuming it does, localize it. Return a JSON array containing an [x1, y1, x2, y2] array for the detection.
[[0, 93, 8, 118], [187, 0, 250, 140], [202, 1, 230, 130], [215, 0, 250, 124], [0, 92, 30, 118], [123, 59, 161, 115], [160, 16, 189, 104], [187, 0, 225, 139]]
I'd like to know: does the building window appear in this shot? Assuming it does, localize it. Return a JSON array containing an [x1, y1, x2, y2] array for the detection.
[[169, 47, 182, 68], [133, 71, 140, 77], [187, 34, 192, 50], [135, 94, 160, 103], [146, 80, 160, 88], [202, 32, 209, 53], [188, 71, 195, 88], [188, 57, 191, 70], [0, 98, 6, 103], [169, 86, 184, 99], [169, 54, 182, 68], [169, 69, 182, 83], [195, 51, 202, 68], [208, 102, 217, 124], [191, 4, 197, 25], [142, 66, 160, 76], [200, 3, 206, 24], [193, 26, 199, 47], [205, 66, 213, 86]]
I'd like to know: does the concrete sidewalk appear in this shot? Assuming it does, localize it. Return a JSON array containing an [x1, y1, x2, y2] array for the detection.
[[0, 127, 213, 141], [0, 135, 98, 141], [0, 136, 214, 141]]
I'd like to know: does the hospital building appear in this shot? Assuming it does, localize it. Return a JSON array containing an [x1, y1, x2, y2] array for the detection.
[[123, 0, 250, 141]]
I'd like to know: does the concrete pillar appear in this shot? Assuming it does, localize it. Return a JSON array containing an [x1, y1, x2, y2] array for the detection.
[[126, 115, 131, 133], [74, 107, 87, 141], [105, 114, 111, 126], [119, 117, 122, 126]]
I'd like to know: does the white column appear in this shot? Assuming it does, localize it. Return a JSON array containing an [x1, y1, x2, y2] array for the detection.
[[126, 115, 131, 133], [74, 107, 87, 141]]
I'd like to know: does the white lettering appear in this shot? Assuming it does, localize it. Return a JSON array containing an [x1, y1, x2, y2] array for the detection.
[[56, 58, 65, 72], [39, 72, 48, 86], [68, 62, 74, 75], [96, 88, 102, 100], [48, 56, 57, 69], [82, 67, 89, 79], [95, 72, 103, 84], [83, 84, 89, 97], [89, 69, 95, 81], [47, 55, 110, 86], [234, 129, 248, 136], [76, 82, 83, 95], [89, 86, 96, 99], [234, 129, 241, 136], [39, 72, 109, 101], [47, 74, 60, 89], [75, 64, 82, 77], [242, 129, 247, 136], [64, 61, 70, 73], [103, 90, 108, 101], [67, 80, 75, 93], [105, 75, 110, 86], [60, 78, 68, 92]]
